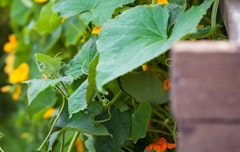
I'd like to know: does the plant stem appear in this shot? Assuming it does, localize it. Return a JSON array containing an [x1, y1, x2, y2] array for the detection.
[[211, 0, 219, 39], [122, 146, 134, 152], [147, 129, 172, 136], [60, 132, 65, 152], [0, 147, 4, 152], [152, 108, 165, 120], [107, 90, 122, 107], [36, 97, 65, 151], [172, 121, 177, 142], [93, 107, 112, 123], [67, 132, 80, 152]]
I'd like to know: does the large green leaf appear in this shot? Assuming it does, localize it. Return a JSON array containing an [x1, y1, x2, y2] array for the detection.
[[68, 79, 88, 116], [86, 56, 99, 103], [53, 0, 135, 25], [120, 71, 169, 104], [65, 36, 98, 79], [96, 1, 213, 92], [95, 108, 132, 152], [36, 2, 61, 34], [24, 78, 60, 105], [39, 26, 62, 52], [62, 16, 86, 46], [56, 110, 111, 136], [24, 76, 73, 105], [10, 0, 31, 26], [28, 87, 56, 123], [131, 102, 151, 143]]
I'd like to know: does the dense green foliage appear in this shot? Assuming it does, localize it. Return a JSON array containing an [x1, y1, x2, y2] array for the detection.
[[0, 0, 227, 151]]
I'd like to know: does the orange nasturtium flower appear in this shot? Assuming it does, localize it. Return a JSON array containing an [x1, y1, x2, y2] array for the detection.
[[43, 108, 56, 119], [156, 0, 169, 4], [163, 78, 170, 91], [3, 34, 18, 53], [92, 26, 102, 35], [9, 62, 30, 84], [145, 137, 176, 152], [12, 85, 22, 101], [34, 0, 48, 3], [75, 138, 84, 152]]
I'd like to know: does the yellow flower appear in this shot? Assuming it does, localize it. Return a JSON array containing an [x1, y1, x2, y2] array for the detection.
[[43, 108, 56, 119], [92, 26, 102, 35], [142, 64, 148, 71], [156, 0, 169, 4], [9, 62, 30, 84], [3, 34, 18, 53], [0, 85, 11, 93], [61, 17, 66, 23], [4, 53, 15, 74], [34, 0, 48, 3], [75, 138, 84, 152], [12, 85, 22, 101]]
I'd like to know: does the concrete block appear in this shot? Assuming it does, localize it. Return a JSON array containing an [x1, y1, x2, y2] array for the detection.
[[178, 123, 240, 152], [170, 41, 240, 120]]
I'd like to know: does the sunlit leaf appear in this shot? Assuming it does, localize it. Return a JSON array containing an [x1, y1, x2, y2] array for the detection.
[[35, 53, 62, 77], [65, 36, 98, 79], [24, 76, 72, 105], [48, 131, 62, 152], [28, 87, 56, 123], [68, 79, 88, 116], [24, 78, 60, 105], [96, 1, 213, 92], [53, 0, 135, 25], [62, 16, 86, 46], [86, 56, 99, 103]]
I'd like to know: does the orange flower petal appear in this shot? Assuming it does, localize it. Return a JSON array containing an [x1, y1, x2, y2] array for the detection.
[[75, 138, 84, 152], [92, 26, 102, 35], [163, 78, 170, 91], [43, 108, 56, 119], [167, 143, 176, 149], [145, 143, 154, 152], [12, 85, 22, 101]]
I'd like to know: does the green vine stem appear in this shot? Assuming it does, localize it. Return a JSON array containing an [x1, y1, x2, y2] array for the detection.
[[67, 132, 80, 152], [172, 121, 177, 142], [147, 129, 172, 136], [36, 96, 66, 151], [0, 147, 4, 152], [60, 132, 65, 152], [107, 90, 123, 107], [93, 107, 112, 124], [211, 0, 220, 39]]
